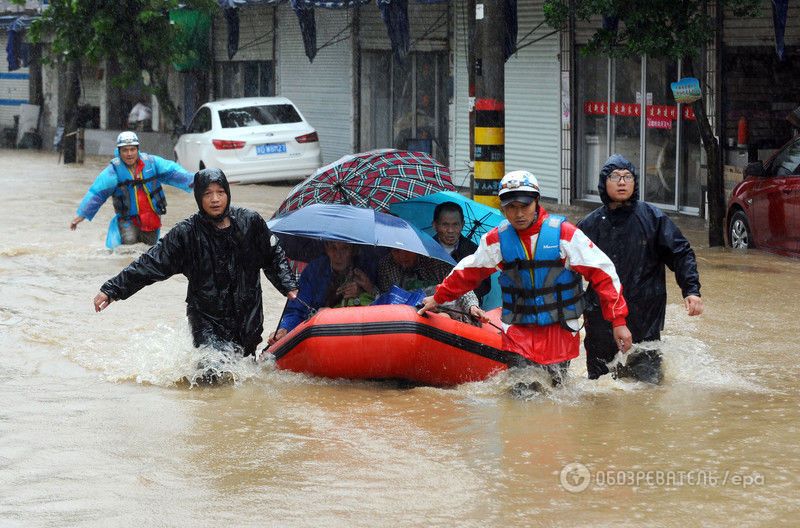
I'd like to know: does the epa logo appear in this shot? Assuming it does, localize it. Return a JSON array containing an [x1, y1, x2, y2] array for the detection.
[[560, 462, 591, 493]]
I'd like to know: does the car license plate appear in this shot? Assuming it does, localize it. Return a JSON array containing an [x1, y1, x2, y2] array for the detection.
[[256, 143, 286, 155]]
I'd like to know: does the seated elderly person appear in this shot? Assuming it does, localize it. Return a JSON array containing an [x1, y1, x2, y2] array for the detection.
[[377, 248, 483, 321], [431, 201, 491, 303], [269, 241, 377, 343]]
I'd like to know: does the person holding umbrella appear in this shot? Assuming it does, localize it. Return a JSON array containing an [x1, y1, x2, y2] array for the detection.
[[431, 201, 491, 303], [265, 203, 467, 338], [268, 240, 378, 344], [376, 249, 482, 323], [274, 150, 455, 216], [417, 170, 632, 387]]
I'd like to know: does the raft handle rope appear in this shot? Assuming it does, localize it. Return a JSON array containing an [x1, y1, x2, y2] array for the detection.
[[416, 303, 504, 333], [295, 296, 318, 318]]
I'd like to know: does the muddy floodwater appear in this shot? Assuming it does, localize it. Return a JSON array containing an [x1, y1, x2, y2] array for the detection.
[[1, 149, 798, 527]]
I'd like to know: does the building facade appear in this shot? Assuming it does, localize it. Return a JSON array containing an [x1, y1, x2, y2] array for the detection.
[[569, 1, 799, 213], [5, 0, 796, 214], [1, 2, 34, 146]]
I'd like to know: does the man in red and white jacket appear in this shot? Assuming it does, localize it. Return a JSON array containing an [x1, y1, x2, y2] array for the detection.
[[418, 170, 632, 385]]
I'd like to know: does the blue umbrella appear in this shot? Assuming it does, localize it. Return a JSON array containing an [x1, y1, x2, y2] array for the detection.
[[389, 190, 505, 244], [267, 204, 456, 265]]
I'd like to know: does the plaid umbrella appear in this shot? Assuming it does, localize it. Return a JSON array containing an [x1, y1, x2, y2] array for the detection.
[[274, 149, 455, 216]]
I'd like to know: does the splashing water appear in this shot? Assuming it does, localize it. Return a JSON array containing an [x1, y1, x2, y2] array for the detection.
[[452, 329, 764, 406], [65, 321, 263, 388]]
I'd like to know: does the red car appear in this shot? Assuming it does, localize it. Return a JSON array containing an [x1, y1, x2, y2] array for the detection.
[[726, 135, 800, 256]]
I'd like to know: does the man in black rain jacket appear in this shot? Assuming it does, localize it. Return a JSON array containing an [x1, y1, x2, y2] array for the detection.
[[578, 154, 703, 380], [93, 168, 298, 356]]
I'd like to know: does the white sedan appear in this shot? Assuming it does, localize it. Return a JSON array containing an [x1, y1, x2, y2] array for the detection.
[[174, 97, 323, 183]]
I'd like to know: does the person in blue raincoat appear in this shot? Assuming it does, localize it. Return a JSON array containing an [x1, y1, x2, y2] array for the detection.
[[69, 131, 194, 248]]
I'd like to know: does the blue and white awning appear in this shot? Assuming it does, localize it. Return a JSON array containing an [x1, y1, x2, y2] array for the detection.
[[3, 16, 36, 72], [0, 15, 36, 31]]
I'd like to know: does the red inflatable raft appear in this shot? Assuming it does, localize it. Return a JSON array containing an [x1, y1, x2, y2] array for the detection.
[[264, 304, 519, 386]]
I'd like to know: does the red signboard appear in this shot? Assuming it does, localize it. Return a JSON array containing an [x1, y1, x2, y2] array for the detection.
[[584, 101, 696, 120], [647, 117, 673, 129], [584, 101, 608, 115]]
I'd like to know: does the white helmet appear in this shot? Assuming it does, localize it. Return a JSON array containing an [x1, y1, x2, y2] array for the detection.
[[116, 131, 140, 148], [498, 170, 540, 206]]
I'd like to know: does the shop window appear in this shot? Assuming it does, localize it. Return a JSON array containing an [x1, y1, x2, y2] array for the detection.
[[575, 51, 703, 210], [611, 57, 642, 171], [643, 57, 677, 205], [360, 51, 448, 163], [243, 62, 273, 97], [77, 105, 100, 129], [78, 63, 103, 129], [576, 54, 609, 198], [679, 108, 703, 209]]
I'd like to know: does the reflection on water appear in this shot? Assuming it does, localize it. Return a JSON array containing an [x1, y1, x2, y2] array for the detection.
[[702, 262, 783, 274], [1, 151, 799, 526]]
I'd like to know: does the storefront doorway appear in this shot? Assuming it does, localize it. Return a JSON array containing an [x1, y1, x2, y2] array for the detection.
[[576, 53, 703, 212], [359, 51, 448, 163]]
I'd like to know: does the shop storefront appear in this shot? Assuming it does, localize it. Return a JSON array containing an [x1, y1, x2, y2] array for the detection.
[[212, 4, 276, 100], [275, 3, 354, 165], [572, 1, 798, 213], [720, 2, 800, 158], [575, 53, 704, 212], [358, 2, 450, 164], [213, 1, 451, 167], [451, 0, 561, 195], [1, 16, 30, 136]]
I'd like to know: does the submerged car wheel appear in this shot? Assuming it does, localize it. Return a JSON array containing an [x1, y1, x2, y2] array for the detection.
[[729, 210, 753, 249]]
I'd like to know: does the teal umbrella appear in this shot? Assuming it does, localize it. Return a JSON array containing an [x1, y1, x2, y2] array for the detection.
[[389, 190, 505, 244]]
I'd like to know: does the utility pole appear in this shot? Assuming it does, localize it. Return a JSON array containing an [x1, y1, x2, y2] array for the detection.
[[62, 59, 81, 164], [467, 0, 475, 198], [472, 0, 505, 208]]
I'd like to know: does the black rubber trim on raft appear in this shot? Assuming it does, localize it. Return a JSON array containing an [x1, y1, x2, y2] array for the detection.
[[271, 320, 519, 366]]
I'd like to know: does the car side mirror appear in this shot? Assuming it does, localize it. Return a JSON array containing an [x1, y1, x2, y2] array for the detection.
[[743, 161, 765, 178]]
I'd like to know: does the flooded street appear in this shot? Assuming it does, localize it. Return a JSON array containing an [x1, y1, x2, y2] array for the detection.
[[1, 149, 798, 526]]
